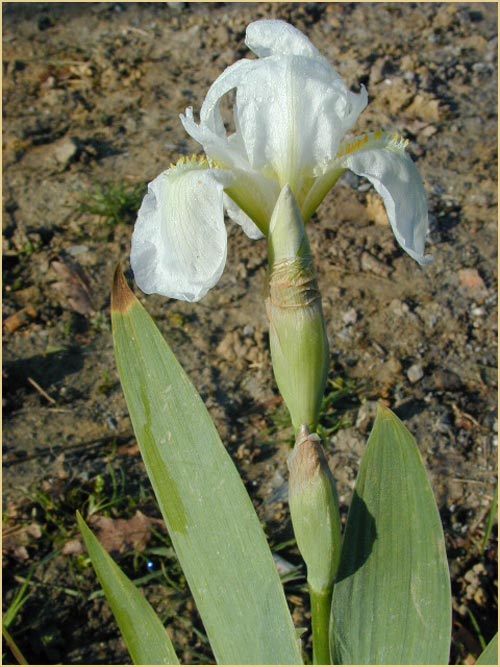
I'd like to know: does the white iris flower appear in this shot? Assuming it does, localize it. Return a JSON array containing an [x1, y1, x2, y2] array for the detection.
[[131, 19, 432, 302]]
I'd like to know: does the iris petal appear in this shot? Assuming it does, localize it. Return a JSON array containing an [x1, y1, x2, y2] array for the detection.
[[245, 19, 326, 60], [338, 133, 432, 265], [235, 55, 367, 190], [131, 164, 232, 302]]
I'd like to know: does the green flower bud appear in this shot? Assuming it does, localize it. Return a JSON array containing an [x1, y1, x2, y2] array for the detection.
[[288, 425, 342, 593], [266, 185, 329, 432]]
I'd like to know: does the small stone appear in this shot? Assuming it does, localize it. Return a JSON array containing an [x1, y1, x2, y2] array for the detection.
[[458, 268, 488, 301], [420, 124, 438, 138], [360, 252, 391, 277], [407, 363, 424, 383], [53, 137, 79, 167], [406, 94, 441, 122], [390, 299, 410, 317], [433, 369, 462, 391], [355, 401, 378, 433], [66, 245, 89, 256], [26, 523, 42, 539], [62, 539, 84, 556], [342, 308, 358, 325], [273, 553, 298, 576]]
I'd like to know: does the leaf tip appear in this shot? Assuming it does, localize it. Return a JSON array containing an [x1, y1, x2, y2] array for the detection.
[[376, 402, 392, 419], [112, 263, 136, 314]]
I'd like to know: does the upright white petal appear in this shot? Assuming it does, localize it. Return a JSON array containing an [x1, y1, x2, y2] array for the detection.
[[338, 133, 432, 265], [234, 55, 367, 190], [131, 163, 232, 302], [245, 19, 325, 61], [181, 106, 249, 173], [183, 21, 366, 212]]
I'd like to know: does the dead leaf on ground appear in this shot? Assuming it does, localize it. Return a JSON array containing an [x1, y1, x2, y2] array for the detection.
[[50, 253, 95, 315], [85, 510, 165, 555], [3, 305, 37, 334], [3, 522, 43, 564]]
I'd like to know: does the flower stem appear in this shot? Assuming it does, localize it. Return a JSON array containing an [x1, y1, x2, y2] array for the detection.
[[309, 584, 332, 664]]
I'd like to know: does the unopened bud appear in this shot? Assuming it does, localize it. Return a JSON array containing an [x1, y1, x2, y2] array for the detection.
[[266, 185, 329, 432], [288, 425, 342, 592]]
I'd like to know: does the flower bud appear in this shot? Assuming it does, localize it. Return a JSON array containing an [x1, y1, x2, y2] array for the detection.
[[288, 425, 342, 592], [266, 185, 329, 432]]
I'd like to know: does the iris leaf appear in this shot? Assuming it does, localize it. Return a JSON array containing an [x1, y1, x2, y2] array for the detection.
[[77, 512, 179, 665], [110, 266, 302, 665], [330, 405, 451, 664]]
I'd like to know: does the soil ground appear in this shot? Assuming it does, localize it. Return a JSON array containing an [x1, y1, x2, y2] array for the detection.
[[2, 2, 498, 664]]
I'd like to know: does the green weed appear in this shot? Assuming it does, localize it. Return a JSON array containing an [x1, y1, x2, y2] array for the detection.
[[77, 182, 146, 227]]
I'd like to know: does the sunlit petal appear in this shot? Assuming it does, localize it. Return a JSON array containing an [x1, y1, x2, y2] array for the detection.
[[245, 19, 325, 60], [235, 55, 367, 191], [131, 162, 232, 301], [180, 107, 249, 173], [337, 132, 432, 265]]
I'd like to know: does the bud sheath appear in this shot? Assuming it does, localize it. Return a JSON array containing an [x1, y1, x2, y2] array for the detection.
[[266, 186, 329, 432], [287, 425, 342, 593]]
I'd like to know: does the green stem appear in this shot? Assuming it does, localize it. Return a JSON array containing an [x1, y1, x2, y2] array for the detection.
[[309, 584, 333, 665]]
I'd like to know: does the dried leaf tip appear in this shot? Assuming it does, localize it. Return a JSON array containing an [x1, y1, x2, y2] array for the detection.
[[376, 402, 394, 421], [112, 263, 136, 313]]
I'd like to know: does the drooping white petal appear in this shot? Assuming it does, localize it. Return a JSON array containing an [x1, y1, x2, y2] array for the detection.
[[131, 163, 232, 302], [245, 19, 326, 61], [223, 194, 265, 240], [338, 133, 432, 265]]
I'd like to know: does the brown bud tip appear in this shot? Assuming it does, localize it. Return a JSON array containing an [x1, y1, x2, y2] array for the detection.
[[112, 263, 136, 313]]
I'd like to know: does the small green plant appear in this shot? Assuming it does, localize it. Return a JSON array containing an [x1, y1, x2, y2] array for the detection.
[[77, 182, 146, 227], [2, 572, 32, 664], [482, 484, 498, 552]]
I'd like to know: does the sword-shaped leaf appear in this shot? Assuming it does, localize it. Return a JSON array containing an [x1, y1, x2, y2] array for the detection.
[[476, 632, 498, 665], [77, 512, 179, 665], [111, 267, 302, 665], [330, 405, 451, 664]]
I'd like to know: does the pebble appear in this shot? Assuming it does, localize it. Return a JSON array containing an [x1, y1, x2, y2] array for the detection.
[[458, 267, 488, 301], [272, 553, 299, 577], [360, 252, 391, 277], [342, 308, 358, 325], [242, 324, 254, 337], [433, 369, 462, 391], [53, 137, 79, 167], [66, 245, 89, 256], [407, 363, 424, 383], [355, 401, 378, 433], [390, 299, 410, 317], [366, 191, 389, 226]]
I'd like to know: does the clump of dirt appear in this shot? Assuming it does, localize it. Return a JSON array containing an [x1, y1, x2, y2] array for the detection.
[[3, 3, 497, 664]]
